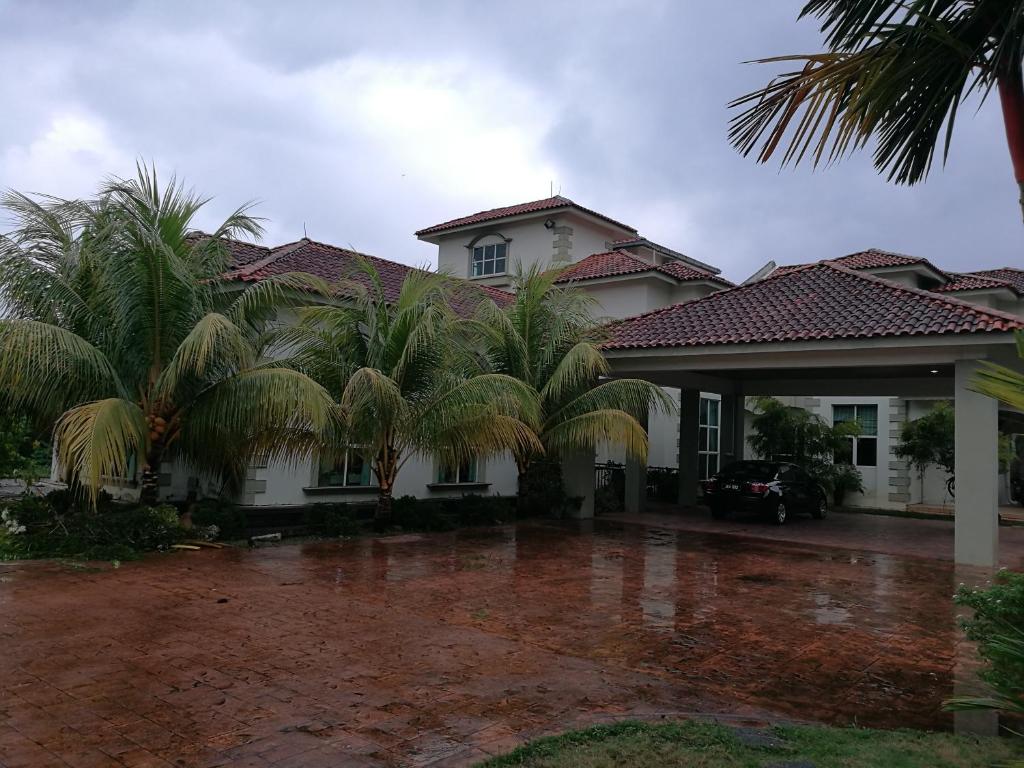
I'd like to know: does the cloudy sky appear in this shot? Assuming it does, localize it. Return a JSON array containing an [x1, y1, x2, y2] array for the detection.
[[0, 0, 1018, 282]]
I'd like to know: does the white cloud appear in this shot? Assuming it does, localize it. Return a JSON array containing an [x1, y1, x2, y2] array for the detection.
[[1, 112, 132, 200]]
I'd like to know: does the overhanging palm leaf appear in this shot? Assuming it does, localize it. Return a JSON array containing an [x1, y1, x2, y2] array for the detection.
[[729, 0, 1024, 218]]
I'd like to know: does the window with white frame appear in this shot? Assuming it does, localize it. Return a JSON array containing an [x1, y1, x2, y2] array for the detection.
[[832, 404, 878, 467], [437, 457, 479, 484], [698, 396, 720, 480], [317, 449, 373, 487], [471, 242, 507, 277]]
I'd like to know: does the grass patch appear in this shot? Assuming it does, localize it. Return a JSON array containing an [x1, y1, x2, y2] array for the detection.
[[477, 719, 1022, 768]]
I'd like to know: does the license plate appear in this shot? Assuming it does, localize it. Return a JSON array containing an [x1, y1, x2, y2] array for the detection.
[[725, 483, 739, 491]]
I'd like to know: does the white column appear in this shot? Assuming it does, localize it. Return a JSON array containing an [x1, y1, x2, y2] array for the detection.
[[954, 359, 999, 567], [563, 449, 596, 518], [624, 409, 648, 515], [678, 389, 700, 506]]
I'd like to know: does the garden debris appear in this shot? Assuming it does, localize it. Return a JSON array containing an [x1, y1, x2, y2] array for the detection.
[[181, 539, 227, 549], [171, 544, 202, 551], [249, 532, 282, 547]]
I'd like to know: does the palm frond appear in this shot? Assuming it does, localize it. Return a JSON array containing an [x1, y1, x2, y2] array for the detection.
[[54, 398, 147, 500], [0, 320, 122, 419], [543, 408, 649, 462]]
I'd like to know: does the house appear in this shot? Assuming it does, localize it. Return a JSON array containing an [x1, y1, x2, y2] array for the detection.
[[137, 194, 1023, 531], [417, 197, 1024, 514]]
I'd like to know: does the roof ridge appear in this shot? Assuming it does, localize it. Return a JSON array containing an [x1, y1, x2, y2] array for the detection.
[[230, 238, 308, 278], [819, 261, 1024, 323]]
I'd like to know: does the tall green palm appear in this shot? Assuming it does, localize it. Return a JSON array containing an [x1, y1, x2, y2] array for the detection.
[[0, 165, 337, 504], [729, 1, 1024, 219], [470, 264, 675, 491], [281, 259, 542, 520]]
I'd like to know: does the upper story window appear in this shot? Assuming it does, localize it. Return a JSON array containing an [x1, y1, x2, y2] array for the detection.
[[472, 242, 507, 277]]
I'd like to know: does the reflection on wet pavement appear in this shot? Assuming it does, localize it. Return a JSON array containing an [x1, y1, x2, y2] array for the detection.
[[0, 515, 990, 766]]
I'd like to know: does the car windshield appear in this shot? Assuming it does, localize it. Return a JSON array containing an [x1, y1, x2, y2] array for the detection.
[[716, 461, 779, 480]]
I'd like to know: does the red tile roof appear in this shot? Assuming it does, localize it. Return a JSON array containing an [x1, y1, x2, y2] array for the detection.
[[934, 272, 1020, 294], [210, 235, 512, 314], [771, 248, 933, 277], [969, 268, 1024, 294], [555, 250, 733, 287], [602, 263, 1023, 350], [415, 195, 637, 237]]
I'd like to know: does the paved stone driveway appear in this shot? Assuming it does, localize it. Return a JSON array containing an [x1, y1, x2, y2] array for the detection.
[[1, 510, 1016, 767]]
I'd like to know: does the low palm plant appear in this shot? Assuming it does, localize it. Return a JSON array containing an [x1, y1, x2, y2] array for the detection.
[[469, 264, 674, 495], [281, 259, 542, 521], [0, 165, 337, 504]]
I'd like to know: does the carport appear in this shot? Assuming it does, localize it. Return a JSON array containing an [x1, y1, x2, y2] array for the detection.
[[580, 262, 1024, 567]]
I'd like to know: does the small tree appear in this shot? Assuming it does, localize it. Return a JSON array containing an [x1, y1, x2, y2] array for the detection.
[[894, 401, 954, 500], [748, 397, 862, 503]]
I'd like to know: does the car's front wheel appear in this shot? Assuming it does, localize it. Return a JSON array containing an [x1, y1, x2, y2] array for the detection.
[[812, 494, 828, 520], [773, 501, 787, 525]]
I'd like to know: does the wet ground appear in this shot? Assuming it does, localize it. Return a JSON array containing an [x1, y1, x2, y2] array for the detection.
[[0, 510, 1017, 767]]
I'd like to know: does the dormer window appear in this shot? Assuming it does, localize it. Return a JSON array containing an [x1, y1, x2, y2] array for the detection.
[[471, 242, 507, 277]]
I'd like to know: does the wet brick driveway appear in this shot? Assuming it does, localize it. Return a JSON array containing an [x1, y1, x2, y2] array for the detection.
[[2, 509, 1022, 767]]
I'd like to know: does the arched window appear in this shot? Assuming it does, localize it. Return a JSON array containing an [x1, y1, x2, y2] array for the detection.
[[470, 235, 508, 277]]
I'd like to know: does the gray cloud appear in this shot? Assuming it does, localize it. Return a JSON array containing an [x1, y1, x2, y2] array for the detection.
[[0, 0, 1018, 281]]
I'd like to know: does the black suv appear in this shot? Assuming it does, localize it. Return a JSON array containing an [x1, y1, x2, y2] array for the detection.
[[701, 460, 828, 525]]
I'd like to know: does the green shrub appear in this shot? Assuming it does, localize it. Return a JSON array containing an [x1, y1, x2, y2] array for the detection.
[[445, 494, 515, 526], [1, 491, 184, 561], [305, 503, 361, 537], [594, 484, 623, 514], [190, 498, 248, 540], [955, 570, 1024, 696], [519, 461, 576, 518], [821, 463, 865, 506], [388, 496, 454, 532]]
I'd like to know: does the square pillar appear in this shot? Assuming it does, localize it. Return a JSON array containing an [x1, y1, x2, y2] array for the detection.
[[721, 391, 746, 465], [954, 359, 999, 567], [563, 449, 596, 519], [678, 389, 700, 506], [624, 409, 648, 515]]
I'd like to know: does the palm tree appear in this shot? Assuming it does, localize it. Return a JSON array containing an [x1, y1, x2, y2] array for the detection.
[[0, 165, 337, 505], [469, 264, 674, 495], [729, 1, 1024, 220], [281, 259, 542, 521]]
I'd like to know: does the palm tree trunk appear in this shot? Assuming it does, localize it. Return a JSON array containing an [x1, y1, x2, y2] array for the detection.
[[375, 487, 393, 522], [139, 445, 163, 507], [998, 62, 1024, 222]]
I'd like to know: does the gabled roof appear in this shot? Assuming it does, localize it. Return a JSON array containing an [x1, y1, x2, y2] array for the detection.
[[772, 248, 940, 277], [935, 272, 1021, 295], [414, 195, 637, 237], [602, 262, 1024, 351], [969, 268, 1024, 294], [204, 234, 513, 314], [554, 250, 733, 287]]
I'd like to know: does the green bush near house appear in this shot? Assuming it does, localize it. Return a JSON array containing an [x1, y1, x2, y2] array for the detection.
[[477, 719, 1021, 768], [954, 570, 1024, 697], [190, 498, 248, 541], [517, 461, 579, 518], [0, 491, 184, 561], [304, 503, 362, 537]]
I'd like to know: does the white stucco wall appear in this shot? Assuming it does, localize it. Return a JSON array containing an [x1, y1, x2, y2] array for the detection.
[[242, 451, 519, 508]]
